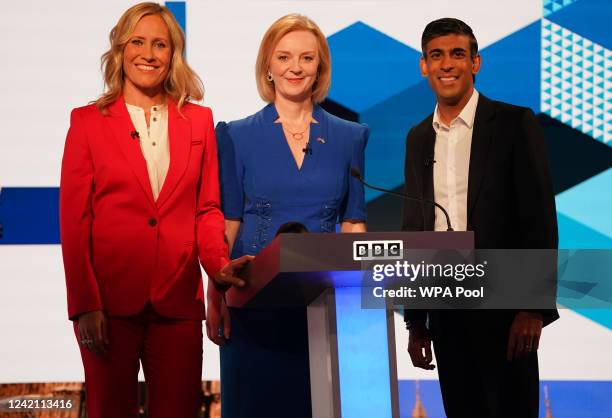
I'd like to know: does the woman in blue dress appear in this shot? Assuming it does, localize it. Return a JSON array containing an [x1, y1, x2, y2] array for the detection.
[[208, 14, 368, 418]]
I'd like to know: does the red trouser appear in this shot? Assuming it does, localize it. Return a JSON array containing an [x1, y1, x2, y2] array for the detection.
[[74, 305, 203, 418]]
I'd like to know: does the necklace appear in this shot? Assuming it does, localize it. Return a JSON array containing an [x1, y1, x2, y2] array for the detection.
[[281, 119, 311, 140]]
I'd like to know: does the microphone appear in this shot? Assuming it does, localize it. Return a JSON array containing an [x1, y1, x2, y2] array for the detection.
[[425, 156, 436, 167], [302, 143, 312, 155], [130, 130, 140, 140], [349, 167, 454, 231]]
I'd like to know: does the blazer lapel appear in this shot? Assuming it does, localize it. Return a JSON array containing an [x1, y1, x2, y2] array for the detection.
[[421, 123, 436, 230], [467, 95, 495, 222], [156, 100, 191, 209], [106, 99, 156, 206]]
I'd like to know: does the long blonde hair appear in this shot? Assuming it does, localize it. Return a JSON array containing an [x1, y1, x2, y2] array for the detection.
[[95, 2, 203, 112], [256, 14, 331, 104]]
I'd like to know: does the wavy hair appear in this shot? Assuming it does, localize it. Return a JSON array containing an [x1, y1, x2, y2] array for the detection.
[[255, 14, 331, 104], [95, 2, 203, 112]]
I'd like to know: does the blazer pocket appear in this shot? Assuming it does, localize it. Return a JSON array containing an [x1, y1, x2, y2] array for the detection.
[[184, 240, 195, 246], [191, 139, 203, 146]]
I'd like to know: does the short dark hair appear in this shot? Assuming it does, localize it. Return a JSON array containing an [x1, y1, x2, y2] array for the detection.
[[275, 221, 309, 236], [421, 18, 479, 57]]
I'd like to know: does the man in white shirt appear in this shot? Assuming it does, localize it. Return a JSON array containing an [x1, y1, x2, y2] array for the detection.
[[402, 18, 558, 418]]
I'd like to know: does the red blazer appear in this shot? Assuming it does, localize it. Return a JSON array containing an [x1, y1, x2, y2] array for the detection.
[[60, 98, 229, 320]]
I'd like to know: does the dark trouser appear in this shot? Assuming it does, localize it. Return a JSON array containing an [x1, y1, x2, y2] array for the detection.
[[431, 310, 539, 418], [75, 304, 203, 418]]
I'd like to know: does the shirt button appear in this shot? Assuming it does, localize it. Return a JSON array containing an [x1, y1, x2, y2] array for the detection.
[[148, 218, 157, 227], [152, 141, 156, 146], [153, 117, 157, 122], [153, 107, 157, 112]]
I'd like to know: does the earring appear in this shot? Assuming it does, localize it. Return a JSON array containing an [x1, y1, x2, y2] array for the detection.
[[266, 71, 273, 82]]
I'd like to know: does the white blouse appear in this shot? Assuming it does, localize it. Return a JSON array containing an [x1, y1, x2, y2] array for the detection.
[[126, 103, 169, 201]]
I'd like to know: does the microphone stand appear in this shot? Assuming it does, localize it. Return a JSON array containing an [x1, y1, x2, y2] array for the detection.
[[350, 168, 454, 232]]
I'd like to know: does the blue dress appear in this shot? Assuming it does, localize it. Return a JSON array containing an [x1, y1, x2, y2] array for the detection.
[[216, 103, 367, 418]]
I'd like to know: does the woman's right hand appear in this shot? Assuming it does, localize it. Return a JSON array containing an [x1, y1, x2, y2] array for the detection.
[[213, 255, 254, 288], [206, 293, 230, 346], [77, 310, 109, 356]]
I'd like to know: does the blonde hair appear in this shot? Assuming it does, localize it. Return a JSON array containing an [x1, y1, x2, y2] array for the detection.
[[95, 2, 203, 112], [255, 14, 331, 104]]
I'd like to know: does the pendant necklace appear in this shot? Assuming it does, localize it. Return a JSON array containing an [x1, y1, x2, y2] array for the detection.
[[282, 119, 310, 140]]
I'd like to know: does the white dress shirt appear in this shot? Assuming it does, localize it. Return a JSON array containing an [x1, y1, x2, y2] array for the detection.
[[126, 103, 169, 201], [432, 89, 479, 231]]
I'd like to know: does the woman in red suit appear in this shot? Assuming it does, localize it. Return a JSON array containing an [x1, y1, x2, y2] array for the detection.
[[60, 3, 250, 417]]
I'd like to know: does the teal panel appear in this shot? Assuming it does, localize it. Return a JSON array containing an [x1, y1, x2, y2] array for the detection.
[[556, 168, 612, 238]]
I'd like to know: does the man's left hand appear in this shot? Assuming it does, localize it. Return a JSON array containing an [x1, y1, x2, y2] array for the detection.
[[507, 311, 543, 361]]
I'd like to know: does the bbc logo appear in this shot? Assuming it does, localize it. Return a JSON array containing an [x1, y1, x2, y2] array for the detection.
[[353, 240, 403, 261]]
